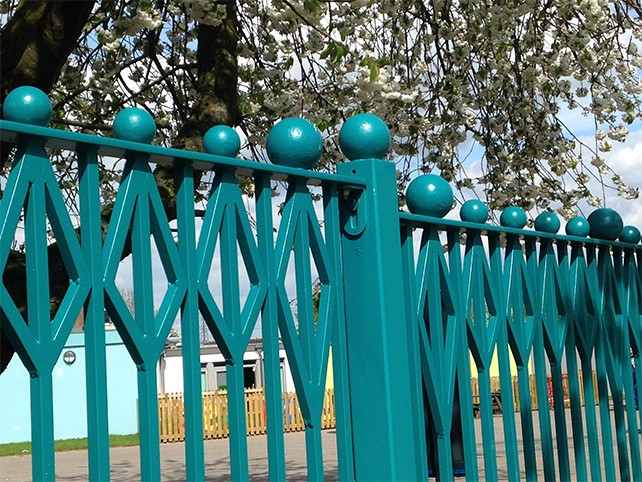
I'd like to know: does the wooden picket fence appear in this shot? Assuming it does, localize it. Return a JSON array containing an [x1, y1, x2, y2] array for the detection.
[[159, 371, 600, 442], [470, 370, 599, 412], [158, 388, 337, 443]]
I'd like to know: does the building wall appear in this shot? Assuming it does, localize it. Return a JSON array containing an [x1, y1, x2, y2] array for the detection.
[[0, 329, 138, 444], [158, 348, 296, 394]]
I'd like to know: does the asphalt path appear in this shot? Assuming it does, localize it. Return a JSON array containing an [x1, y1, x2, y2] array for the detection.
[[2, 410, 641, 481]]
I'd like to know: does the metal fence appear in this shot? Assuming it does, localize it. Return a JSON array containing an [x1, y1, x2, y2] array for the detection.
[[0, 86, 640, 481]]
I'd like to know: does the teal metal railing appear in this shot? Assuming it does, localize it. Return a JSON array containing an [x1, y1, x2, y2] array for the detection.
[[399, 212, 642, 481], [0, 87, 641, 481], [0, 87, 361, 481]]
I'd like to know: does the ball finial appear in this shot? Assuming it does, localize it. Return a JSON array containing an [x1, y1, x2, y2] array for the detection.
[[587, 208, 623, 241], [500, 206, 528, 229], [534, 212, 561, 234], [3, 86, 52, 126], [619, 225, 641, 244], [203, 125, 241, 157], [266, 118, 323, 169], [406, 174, 454, 218], [460, 200, 489, 224], [565, 216, 590, 237], [338, 113, 390, 161], [113, 107, 156, 143]]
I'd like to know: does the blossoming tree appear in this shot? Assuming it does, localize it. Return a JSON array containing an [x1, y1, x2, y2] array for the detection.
[[1, 0, 641, 372]]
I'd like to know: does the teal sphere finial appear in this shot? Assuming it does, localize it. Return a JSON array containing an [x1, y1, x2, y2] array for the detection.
[[619, 225, 641, 244], [203, 125, 241, 157], [534, 212, 561, 234], [266, 118, 323, 169], [112, 107, 156, 143], [3, 86, 52, 126], [500, 206, 527, 229], [565, 216, 590, 237], [460, 200, 489, 224], [406, 174, 454, 218], [587, 208, 623, 241], [338, 113, 390, 161]]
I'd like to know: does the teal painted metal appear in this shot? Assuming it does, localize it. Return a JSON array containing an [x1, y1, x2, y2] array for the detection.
[[1, 92, 642, 481], [0, 132, 90, 480], [255, 173, 288, 481], [589, 207, 624, 240], [78, 145, 111, 481], [406, 174, 454, 218], [175, 160, 206, 481], [337, 158, 422, 481], [459, 199, 488, 224], [3, 85, 52, 126], [266, 117, 323, 169], [337, 113, 390, 161]]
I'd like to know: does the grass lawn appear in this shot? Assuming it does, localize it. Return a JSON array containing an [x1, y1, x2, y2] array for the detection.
[[0, 434, 140, 457]]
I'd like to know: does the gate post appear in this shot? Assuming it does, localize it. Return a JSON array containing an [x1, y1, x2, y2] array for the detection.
[[337, 116, 421, 480]]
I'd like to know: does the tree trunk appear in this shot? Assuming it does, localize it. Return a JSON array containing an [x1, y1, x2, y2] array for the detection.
[[1, 2, 240, 374], [0, 0, 96, 169]]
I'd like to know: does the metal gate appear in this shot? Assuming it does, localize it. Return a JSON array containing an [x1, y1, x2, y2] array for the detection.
[[0, 86, 640, 480]]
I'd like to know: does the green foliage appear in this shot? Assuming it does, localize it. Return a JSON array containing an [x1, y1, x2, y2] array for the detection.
[[1, 0, 641, 215]]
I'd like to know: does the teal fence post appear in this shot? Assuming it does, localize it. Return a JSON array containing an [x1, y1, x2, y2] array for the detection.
[[175, 160, 205, 482], [337, 152, 421, 479], [78, 145, 111, 480]]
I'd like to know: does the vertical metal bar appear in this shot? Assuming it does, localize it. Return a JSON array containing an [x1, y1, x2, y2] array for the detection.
[[137, 363, 162, 481], [581, 244, 604, 481], [558, 240, 588, 482], [219, 180, 251, 482], [78, 145, 111, 481], [175, 162, 205, 481], [517, 364, 537, 482], [533, 325, 556, 481], [496, 323, 519, 480], [622, 249, 642, 481], [293, 189, 315, 372], [24, 148, 55, 481], [130, 158, 161, 481], [595, 246, 619, 482], [337, 159, 420, 481], [477, 368, 499, 481], [595, 330, 617, 481], [564, 327, 588, 481], [550, 362, 571, 481], [400, 223, 429, 481], [581, 357, 602, 481], [539, 238, 570, 482], [519, 237, 538, 482], [323, 183, 355, 481], [30, 370, 55, 482], [606, 246, 631, 482], [255, 174, 287, 480], [305, 423, 325, 481], [226, 361, 250, 481], [457, 360, 479, 481], [446, 228, 476, 482], [497, 234, 524, 480]]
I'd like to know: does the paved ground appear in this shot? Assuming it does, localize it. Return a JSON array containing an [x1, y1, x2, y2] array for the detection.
[[2, 410, 640, 481], [0, 430, 338, 482]]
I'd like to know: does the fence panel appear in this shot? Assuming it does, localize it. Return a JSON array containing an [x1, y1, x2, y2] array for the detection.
[[399, 207, 642, 481], [159, 389, 335, 442], [1, 88, 641, 481]]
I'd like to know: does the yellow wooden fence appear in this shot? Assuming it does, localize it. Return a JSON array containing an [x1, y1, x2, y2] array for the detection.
[[470, 370, 599, 411], [159, 371, 600, 443], [159, 388, 337, 443]]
